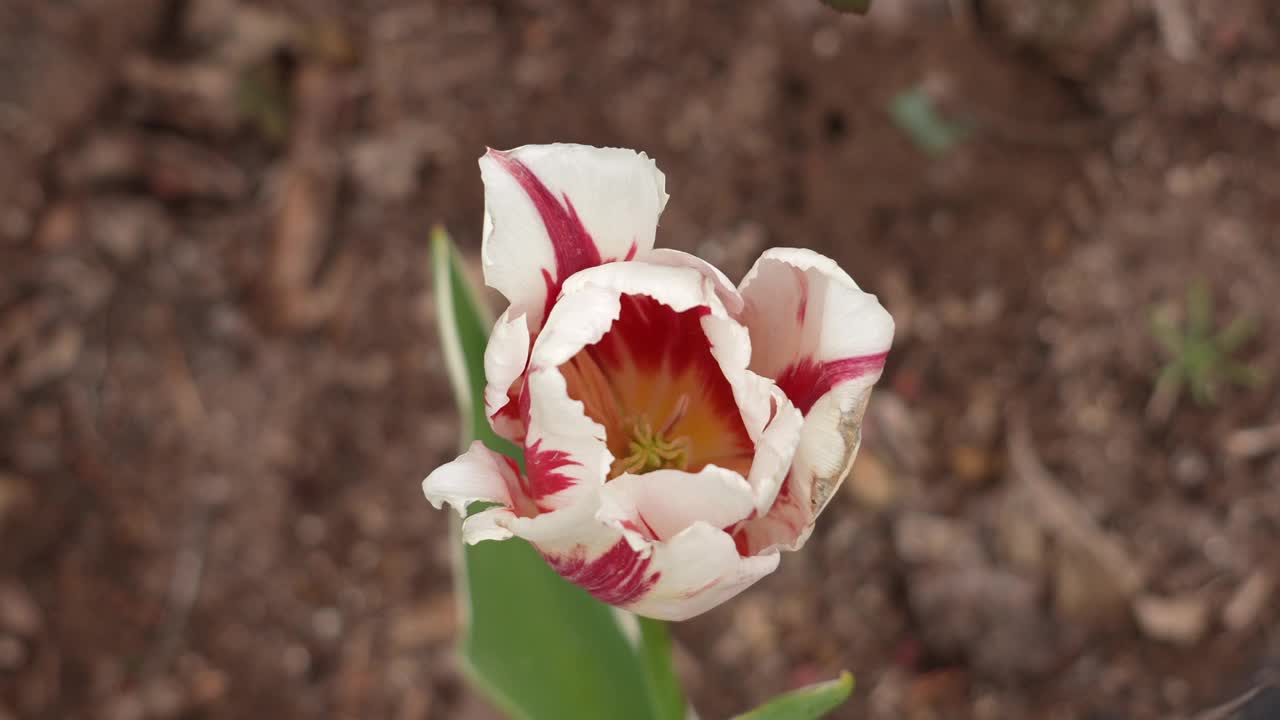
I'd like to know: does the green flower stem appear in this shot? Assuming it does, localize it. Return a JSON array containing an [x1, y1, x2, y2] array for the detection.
[[638, 617, 687, 720]]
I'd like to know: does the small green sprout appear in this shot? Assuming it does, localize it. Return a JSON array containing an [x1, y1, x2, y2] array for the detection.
[[1147, 280, 1261, 419], [888, 86, 975, 156], [236, 62, 291, 144]]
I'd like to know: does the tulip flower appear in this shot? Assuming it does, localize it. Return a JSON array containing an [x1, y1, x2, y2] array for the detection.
[[424, 144, 893, 620]]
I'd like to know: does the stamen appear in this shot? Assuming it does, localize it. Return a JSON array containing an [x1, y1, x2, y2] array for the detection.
[[609, 411, 692, 478], [657, 394, 690, 436], [568, 350, 624, 434]]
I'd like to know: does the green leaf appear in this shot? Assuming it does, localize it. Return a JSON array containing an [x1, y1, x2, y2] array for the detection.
[[1216, 315, 1258, 353], [1187, 280, 1213, 338], [638, 617, 686, 720], [732, 672, 855, 720], [430, 227, 518, 456], [430, 228, 660, 720]]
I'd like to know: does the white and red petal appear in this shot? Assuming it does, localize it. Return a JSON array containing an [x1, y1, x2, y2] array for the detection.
[[743, 387, 805, 516], [536, 260, 756, 472], [479, 144, 669, 332], [729, 476, 819, 556], [643, 248, 745, 316], [739, 248, 893, 402], [701, 314, 773, 443], [473, 475, 622, 550], [627, 524, 779, 621], [520, 367, 613, 512], [736, 248, 894, 552], [590, 467, 778, 620], [422, 440, 518, 513], [422, 441, 532, 543], [458, 506, 518, 544], [503, 492, 665, 607], [483, 309, 531, 442], [429, 434, 781, 621], [542, 534, 663, 608], [597, 466, 756, 546], [552, 260, 792, 475]]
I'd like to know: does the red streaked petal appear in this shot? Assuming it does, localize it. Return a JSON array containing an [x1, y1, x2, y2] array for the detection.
[[544, 538, 661, 606], [736, 248, 894, 552], [488, 149, 603, 275], [523, 438, 581, 511], [489, 149, 603, 322], [729, 469, 814, 555], [738, 247, 893, 406], [774, 352, 889, 415], [519, 367, 613, 511], [483, 309, 531, 442], [479, 144, 668, 330], [742, 387, 804, 516], [624, 524, 780, 621]]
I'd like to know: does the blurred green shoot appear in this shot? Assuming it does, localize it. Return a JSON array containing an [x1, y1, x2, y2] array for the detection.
[[236, 62, 291, 144], [888, 86, 974, 156], [235, 22, 355, 145], [822, 0, 872, 13], [1148, 280, 1261, 420], [732, 672, 855, 719]]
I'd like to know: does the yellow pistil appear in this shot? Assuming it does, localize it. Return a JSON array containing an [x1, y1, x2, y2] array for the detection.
[[610, 395, 692, 477]]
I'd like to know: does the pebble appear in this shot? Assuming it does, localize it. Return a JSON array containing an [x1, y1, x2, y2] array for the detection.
[[102, 693, 146, 720], [281, 644, 312, 677], [34, 201, 80, 251], [732, 598, 777, 656], [846, 451, 896, 510], [312, 607, 343, 641], [1171, 448, 1208, 489], [0, 581, 42, 636], [190, 667, 229, 704], [348, 128, 426, 202], [908, 567, 1059, 678], [1222, 571, 1273, 632], [1133, 593, 1209, 646], [0, 475, 31, 527], [994, 493, 1048, 575], [950, 444, 995, 486], [866, 392, 927, 473], [90, 198, 168, 263], [1054, 547, 1132, 628], [894, 512, 985, 568], [141, 677, 186, 717], [0, 635, 26, 670]]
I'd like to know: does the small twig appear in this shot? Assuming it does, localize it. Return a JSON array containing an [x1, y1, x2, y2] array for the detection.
[[1191, 685, 1269, 720], [1007, 413, 1144, 596], [1224, 423, 1280, 460], [143, 332, 214, 672], [145, 498, 212, 673], [1153, 0, 1199, 62]]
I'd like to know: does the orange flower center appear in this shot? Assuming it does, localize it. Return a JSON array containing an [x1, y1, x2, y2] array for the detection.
[[559, 295, 753, 480]]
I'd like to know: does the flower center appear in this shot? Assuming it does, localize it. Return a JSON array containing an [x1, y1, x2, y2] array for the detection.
[[557, 294, 756, 482], [611, 396, 691, 477]]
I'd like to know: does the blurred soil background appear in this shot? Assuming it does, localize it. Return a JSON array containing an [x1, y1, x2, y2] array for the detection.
[[3, 0, 1280, 717]]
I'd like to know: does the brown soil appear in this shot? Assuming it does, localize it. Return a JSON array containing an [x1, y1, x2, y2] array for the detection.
[[3, 0, 1280, 718]]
